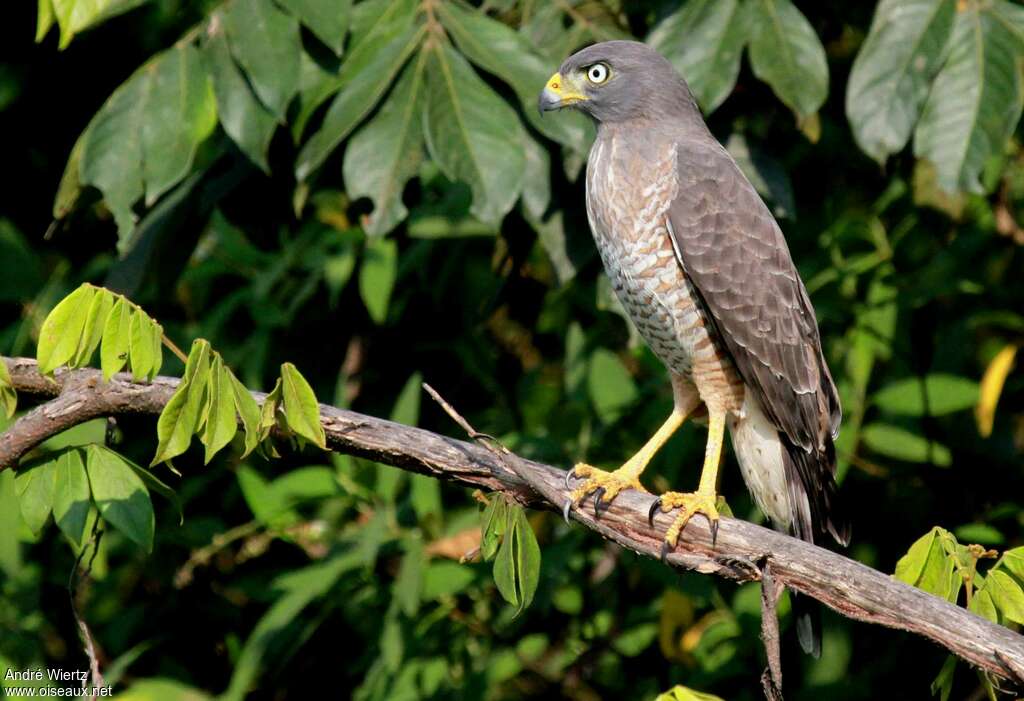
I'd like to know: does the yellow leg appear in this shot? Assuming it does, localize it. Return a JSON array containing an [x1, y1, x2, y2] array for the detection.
[[653, 409, 726, 549]]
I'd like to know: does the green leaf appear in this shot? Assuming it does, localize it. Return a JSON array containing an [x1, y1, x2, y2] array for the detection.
[[85, 444, 154, 552], [647, 0, 751, 112], [422, 561, 476, 599], [50, 0, 148, 49], [480, 495, 507, 561], [873, 374, 980, 417], [202, 20, 277, 172], [152, 339, 211, 465], [140, 43, 217, 205], [913, 2, 1024, 193], [492, 507, 519, 609], [422, 42, 526, 225], [52, 448, 90, 546], [394, 537, 424, 616], [745, 0, 829, 122], [970, 587, 999, 623], [101, 296, 131, 380], [521, 134, 551, 222], [128, 308, 155, 381], [895, 529, 937, 585], [293, 0, 419, 138], [437, 2, 590, 152], [985, 569, 1024, 624], [227, 367, 261, 458], [512, 507, 540, 613], [359, 237, 397, 325], [260, 377, 283, 440], [655, 685, 725, 701], [79, 63, 147, 238], [845, 0, 957, 163], [930, 656, 957, 701], [73, 287, 113, 367], [280, 362, 326, 449], [38, 284, 96, 374], [1001, 546, 1024, 580], [223, 0, 302, 120], [37, 0, 55, 43], [295, 23, 424, 180], [237, 464, 298, 527], [861, 423, 952, 466], [277, 0, 351, 54], [343, 52, 426, 236], [587, 349, 638, 423], [0, 359, 16, 419], [201, 355, 238, 463], [14, 454, 58, 535]]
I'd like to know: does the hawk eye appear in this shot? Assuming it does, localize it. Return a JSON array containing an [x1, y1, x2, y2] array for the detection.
[[586, 63, 609, 84]]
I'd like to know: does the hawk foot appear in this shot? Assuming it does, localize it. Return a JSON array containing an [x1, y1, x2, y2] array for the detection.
[[564, 463, 648, 519], [650, 491, 722, 554]]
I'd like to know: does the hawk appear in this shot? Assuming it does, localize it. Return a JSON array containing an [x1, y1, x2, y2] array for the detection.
[[539, 41, 849, 655]]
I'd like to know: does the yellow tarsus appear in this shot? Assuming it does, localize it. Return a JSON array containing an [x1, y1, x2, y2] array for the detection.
[[696, 410, 725, 494]]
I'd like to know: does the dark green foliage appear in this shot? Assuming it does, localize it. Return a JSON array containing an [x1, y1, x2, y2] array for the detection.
[[2, 1, 1024, 699]]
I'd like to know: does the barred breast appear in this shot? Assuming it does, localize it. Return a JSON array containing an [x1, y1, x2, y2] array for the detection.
[[585, 130, 744, 414]]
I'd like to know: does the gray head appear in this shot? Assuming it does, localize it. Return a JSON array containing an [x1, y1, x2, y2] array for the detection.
[[538, 41, 699, 124]]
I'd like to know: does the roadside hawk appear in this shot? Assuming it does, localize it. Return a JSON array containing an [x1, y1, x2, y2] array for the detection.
[[539, 41, 849, 655]]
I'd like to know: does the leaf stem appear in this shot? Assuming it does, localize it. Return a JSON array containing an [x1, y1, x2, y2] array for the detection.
[[162, 334, 189, 364]]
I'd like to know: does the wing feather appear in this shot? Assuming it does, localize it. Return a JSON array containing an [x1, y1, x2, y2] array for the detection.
[[666, 139, 847, 544]]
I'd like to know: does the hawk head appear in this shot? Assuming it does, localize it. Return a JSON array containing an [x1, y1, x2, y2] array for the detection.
[[538, 40, 697, 124]]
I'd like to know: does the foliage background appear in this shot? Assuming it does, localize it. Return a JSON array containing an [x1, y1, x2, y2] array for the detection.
[[1, 0, 1023, 699]]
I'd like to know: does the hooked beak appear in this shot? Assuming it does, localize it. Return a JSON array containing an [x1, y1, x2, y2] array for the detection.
[[538, 72, 588, 114]]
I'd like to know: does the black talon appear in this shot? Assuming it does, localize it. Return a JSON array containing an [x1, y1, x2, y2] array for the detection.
[[592, 487, 607, 518], [660, 540, 670, 562], [709, 519, 720, 548], [562, 499, 572, 525], [648, 497, 662, 526]]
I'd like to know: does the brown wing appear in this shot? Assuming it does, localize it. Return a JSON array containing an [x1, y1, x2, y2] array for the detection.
[[666, 138, 847, 545]]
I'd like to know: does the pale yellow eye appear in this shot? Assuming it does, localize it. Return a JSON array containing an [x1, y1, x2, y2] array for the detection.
[[587, 64, 609, 84]]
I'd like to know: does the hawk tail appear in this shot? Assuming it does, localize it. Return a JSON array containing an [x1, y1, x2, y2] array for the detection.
[[779, 435, 850, 658]]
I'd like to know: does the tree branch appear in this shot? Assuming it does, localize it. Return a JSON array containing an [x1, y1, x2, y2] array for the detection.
[[3, 356, 1024, 684]]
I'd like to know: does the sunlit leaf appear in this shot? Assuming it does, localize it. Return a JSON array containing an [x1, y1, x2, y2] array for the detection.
[[480, 494, 507, 561], [422, 42, 526, 225], [985, 569, 1024, 624], [37, 283, 95, 375], [746, 0, 828, 122], [846, 0, 956, 163], [654, 684, 725, 701], [647, 0, 751, 112], [152, 339, 211, 465], [1002, 547, 1024, 580], [73, 287, 113, 367], [512, 507, 540, 613], [201, 355, 238, 463], [0, 358, 17, 419], [85, 444, 154, 552], [976, 344, 1017, 437], [895, 527, 938, 585], [128, 308, 155, 382], [913, 2, 1024, 192], [227, 368, 261, 458], [101, 297, 131, 380], [280, 362, 326, 449], [50, 0, 149, 49]]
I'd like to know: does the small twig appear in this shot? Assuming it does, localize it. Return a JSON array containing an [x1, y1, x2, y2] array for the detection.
[[760, 560, 784, 701], [161, 334, 189, 364], [422, 383, 508, 453], [68, 517, 105, 697]]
